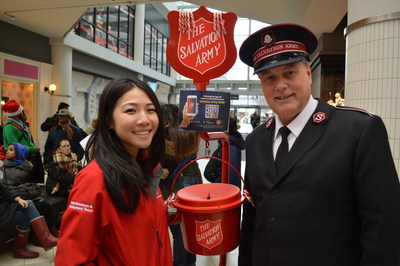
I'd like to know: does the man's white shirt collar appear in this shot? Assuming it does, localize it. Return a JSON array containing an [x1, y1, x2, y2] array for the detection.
[[274, 96, 318, 141]]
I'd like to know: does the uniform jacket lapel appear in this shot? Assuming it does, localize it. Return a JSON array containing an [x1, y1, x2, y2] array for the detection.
[[274, 99, 332, 185], [256, 117, 278, 185]]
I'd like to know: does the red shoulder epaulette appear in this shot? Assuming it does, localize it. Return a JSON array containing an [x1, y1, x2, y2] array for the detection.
[[335, 106, 373, 117], [265, 116, 275, 129]]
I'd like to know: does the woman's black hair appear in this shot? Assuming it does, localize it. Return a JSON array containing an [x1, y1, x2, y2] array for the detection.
[[85, 77, 165, 213]]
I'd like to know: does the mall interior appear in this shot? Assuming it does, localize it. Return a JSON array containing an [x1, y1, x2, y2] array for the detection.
[[0, 0, 399, 265]]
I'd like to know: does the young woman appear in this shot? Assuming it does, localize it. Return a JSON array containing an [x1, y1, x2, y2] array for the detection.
[[0, 180, 57, 258], [55, 78, 172, 265], [46, 139, 81, 197]]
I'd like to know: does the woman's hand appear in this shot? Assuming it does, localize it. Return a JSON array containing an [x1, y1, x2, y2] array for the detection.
[[180, 102, 198, 128], [15, 196, 29, 208]]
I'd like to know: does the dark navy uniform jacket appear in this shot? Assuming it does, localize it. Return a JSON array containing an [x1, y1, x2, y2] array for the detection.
[[239, 99, 400, 266]]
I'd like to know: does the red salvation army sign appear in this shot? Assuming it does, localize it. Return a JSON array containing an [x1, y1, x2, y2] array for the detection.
[[167, 6, 237, 84]]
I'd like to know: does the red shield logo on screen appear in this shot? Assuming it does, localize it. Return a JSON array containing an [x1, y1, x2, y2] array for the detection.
[[195, 219, 223, 249]]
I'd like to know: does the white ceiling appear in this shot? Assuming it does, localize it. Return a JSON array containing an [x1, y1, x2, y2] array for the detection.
[[0, 0, 347, 38]]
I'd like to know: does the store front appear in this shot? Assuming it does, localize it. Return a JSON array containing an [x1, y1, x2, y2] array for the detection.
[[1, 80, 38, 139], [0, 53, 53, 146]]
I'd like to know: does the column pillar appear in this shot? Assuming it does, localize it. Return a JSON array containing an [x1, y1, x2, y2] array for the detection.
[[345, 1, 400, 171], [134, 4, 145, 70], [50, 42, 73, 112]]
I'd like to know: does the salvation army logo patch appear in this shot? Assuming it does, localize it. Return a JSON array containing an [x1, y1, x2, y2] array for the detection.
[[195, 219, 223, 249], [312, 112, 327, 124]]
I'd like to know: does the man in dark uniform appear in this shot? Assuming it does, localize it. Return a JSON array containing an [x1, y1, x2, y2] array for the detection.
[[238, 24, 400, 266]]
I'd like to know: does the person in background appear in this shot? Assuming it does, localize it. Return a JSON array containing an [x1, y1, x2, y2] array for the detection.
[[0, 125, 3, 147], [238, 23, 400, 265], [85, 117, 98, 135], [160, 104, 201, 266], [80, 118, 98, 166], [46, 139, 81, 198], [2, 142, 58, 237], [204, 117, 245, 189], [43, 109, 84, 170], [0, 180, 57, 258], [41, 102, 85, 134], [327, 99, 336, 106], [250, 112, 260, 129], [55, 78, 172, 265], [334, 92, 345, 106], [2, 100, 44, 183], [2, 143, 33, 186]]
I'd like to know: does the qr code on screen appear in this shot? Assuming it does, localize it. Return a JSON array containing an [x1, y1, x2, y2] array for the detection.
[[205, 104, 219, 119]]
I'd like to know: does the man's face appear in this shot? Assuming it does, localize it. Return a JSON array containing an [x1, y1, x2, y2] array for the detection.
[[257, 61, 312, 125], [58, 115, 70, 124]]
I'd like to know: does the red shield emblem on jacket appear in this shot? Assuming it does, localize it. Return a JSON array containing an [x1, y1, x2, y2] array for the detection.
[[195, 219, 223, 249]]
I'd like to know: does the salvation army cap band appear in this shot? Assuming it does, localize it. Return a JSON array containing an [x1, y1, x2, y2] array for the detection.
[[239, 23, 318, 74], [253, 41, 307, 65], [253, 52, 310, 75]]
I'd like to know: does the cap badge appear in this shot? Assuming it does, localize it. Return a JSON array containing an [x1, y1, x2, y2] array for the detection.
[[312, 112, 327, 124], [266, 117, 275, 129], [263, 34, 273, 44], [262, 31, 275, 46]]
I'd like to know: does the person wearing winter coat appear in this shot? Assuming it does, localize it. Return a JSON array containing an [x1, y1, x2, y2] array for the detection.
[[43, 109, 84, 168], [2, 100, 44, 183], [2, 143, 32, 186], [46, 139, 81, 197], [2, 142, 58, 236], [40, 102, 81, 131], [204, 117, 245, 189], [0, 180, 57, 258], [55, 78, 172, 265]]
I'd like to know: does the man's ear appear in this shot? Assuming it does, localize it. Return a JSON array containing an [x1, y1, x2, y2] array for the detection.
[[304, 63, 312, 83]]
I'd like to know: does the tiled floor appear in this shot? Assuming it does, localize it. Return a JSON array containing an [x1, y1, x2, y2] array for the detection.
[[0, 241, 56, 266], [0, 241, 238, 266], [0, 159, 244, 266]]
